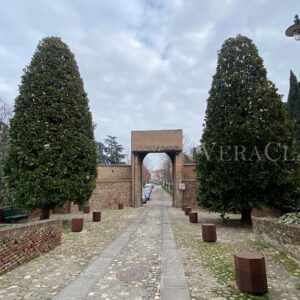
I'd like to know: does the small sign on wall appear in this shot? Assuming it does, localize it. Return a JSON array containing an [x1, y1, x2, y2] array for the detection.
[[179, 183, 185, 191]]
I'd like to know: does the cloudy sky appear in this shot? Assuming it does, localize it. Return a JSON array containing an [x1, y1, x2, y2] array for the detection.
[[0, 0, 299, 168]]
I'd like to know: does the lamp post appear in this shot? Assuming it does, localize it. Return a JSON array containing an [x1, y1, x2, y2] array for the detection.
[[285, 15, 300, 41]]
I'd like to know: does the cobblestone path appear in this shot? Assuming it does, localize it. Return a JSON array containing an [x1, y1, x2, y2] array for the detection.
[[54, 186, 190, 300], [0, 206, 141, 299], [1, 187, 299, 300]]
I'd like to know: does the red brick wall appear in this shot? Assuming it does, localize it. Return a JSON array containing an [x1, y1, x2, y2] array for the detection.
[[97, 164, 131, 180], [182, 164, 198, 207], [0, 219, 62, 273], [131, 129, 183, 152], [88, 165, 132, 209], [182, 164, 196, 179], [89, 181, 132, 209]]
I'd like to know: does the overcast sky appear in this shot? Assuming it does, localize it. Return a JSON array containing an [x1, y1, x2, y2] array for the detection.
[[0, 0, 300, 168]]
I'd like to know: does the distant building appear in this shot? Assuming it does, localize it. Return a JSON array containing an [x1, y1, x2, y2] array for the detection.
[[151, 169, 164, 184]]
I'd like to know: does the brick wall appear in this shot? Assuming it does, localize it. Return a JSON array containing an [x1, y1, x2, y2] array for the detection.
[[131, 129, 183, 152], [0, 219, 62, 272], [88, 161, 198, 209], [182, 164, 198, 207], [89, 181, 132, 209], [97, 164, 131, 180], [182, 164, 196, 179], [252, 217, 300, 261], [89, 165, 132, 209]]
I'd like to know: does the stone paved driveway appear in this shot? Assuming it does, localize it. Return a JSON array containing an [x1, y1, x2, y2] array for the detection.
[[1, 187, 299, 300], [54, 186, 190, 300], [0, 206, 141, 299]]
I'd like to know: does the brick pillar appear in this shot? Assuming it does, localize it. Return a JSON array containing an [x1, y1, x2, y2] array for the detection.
[[131, 152, 145, 207], [173, 152, 183, 208]]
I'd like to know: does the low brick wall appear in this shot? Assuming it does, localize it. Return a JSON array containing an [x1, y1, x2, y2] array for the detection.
[[252, 217, 300, 261], [0, 219, 62, 272]]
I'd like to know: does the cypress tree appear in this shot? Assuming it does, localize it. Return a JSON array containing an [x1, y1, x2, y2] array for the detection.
[[287, 71, 300, 144], [196, 35, 300, 223], [3, 37, 97, 219]]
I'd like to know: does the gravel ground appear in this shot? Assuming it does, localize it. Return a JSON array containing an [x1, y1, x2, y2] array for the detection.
[[0, 207, 141, 300], [169, 206, 300, 300], [1, 189, 299, 300]]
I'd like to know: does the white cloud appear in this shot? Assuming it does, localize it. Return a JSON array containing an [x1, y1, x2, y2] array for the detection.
[[0, 0, 299, 168]]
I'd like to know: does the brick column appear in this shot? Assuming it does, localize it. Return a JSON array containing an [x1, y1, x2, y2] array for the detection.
[[131, 152, 145, 207], [173, 152, 183, 208]]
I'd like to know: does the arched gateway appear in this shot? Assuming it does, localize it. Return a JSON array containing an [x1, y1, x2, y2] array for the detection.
[[88, 129, 198, 210], [131, 129, 183, 207]]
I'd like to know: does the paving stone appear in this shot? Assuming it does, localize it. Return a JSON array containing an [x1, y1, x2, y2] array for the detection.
[[160, 287, 191, 300], [0, 207, 141, 300]]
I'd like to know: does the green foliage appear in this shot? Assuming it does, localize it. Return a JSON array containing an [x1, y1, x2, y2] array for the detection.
[[278, 212, 300, 224], [196, 35, 300, 218], [0, 122, 9, 207], [287, 71, 300, 144], [96, 136, 125, 164], [3, 37, 97, 212], [103, 135, 125, 164], [96, 141, 107, 164]]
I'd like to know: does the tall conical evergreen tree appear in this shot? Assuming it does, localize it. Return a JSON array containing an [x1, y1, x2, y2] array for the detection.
[[196, 35, 300, 222], [287, 71, 298, 118], [287, 71, 300, 144], [3, 37, 97, 219]]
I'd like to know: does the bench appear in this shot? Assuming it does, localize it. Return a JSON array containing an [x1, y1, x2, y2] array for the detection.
[[0, 207, 29, 223]]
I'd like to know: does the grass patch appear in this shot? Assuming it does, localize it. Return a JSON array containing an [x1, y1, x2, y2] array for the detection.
[[162, 185, 173, 195], [249, 239, 300, 279], [0, 270, 8, 277], [270, 251, 300, 277], [174, 223, 270, 300]]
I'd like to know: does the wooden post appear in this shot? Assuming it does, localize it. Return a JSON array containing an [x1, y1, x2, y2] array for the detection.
[[93, 212, 101, 222], [189, 212, 198, 223], [234, 251, 268, 295], [202, 224, 217, 242], [71, 218, 84, 232], [184, 207, 191, 216]]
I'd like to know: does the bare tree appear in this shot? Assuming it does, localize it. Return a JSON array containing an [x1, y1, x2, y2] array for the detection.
[[142, 156, 151, 185], [183, 134, 196, 163], [0, 96, 12, 125], [160, 154, 172, 189]]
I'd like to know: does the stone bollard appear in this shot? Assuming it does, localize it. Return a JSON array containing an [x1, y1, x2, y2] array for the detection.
[[182, 204, 187, 211], [93, 212, 101, 222], [234, 251, 268, 295], [118, 203, 124, 209], [83, 206, 90, 214], [202, 224, 217, 242], [184, 207, 192, 216], [189, 212, 198, 223], [71, 218, 84, 232]]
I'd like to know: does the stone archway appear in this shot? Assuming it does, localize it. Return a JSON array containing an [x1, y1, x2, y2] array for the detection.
[[131, 130, 184, 207], [88, 129, 197, 211]]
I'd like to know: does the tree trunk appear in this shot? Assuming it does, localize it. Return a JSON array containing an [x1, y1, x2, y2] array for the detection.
[[241, 209, 252, 224], [40, 208, 50, 220]]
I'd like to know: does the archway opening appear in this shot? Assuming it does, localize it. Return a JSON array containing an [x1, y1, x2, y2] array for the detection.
[[141, 153, 174, 205]]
